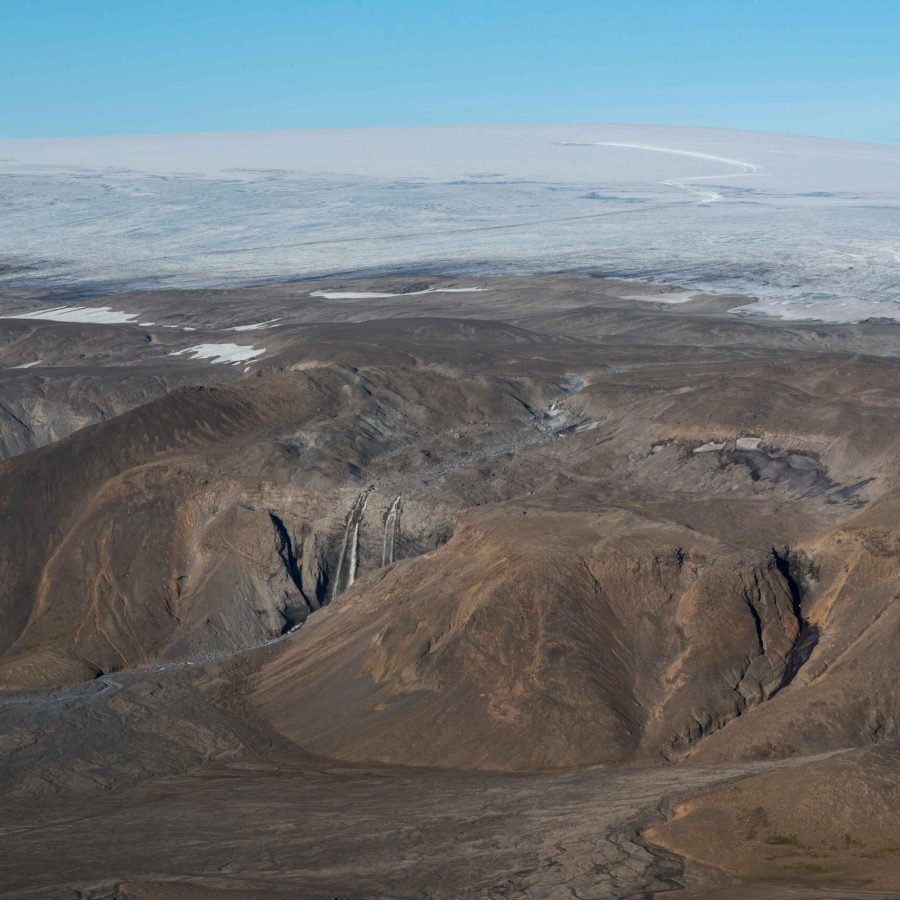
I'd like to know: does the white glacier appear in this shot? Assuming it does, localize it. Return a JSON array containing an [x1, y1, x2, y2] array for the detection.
[[1, 124, 899, 322]]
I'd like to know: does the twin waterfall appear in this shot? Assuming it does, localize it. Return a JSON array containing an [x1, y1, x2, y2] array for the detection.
[[331, 492, 401, 600]]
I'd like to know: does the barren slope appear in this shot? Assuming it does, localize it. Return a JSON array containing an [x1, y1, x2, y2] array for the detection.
[[0, 275, 897, 897]]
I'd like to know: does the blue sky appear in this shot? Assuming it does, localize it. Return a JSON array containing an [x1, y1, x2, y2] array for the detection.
[[2, 0, 899, 142]]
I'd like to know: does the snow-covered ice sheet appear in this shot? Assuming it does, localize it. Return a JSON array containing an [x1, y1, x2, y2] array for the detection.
[[2, 124, 899, 322], [170, 343, 266, 364]]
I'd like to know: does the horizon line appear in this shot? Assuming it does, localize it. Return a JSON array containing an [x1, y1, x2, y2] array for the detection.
[[2, 120, 899, 149]]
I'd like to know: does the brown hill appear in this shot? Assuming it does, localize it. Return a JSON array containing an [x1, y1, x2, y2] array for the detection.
[[0, 275, 898, 897]]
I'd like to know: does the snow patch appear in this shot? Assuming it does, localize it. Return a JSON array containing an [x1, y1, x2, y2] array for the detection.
[[694, 441, 727, 453], [310, 287, 487, 299], [170, 343, 266, 365], [2, 306, 141, 325], [625, 291, 698, 305], [231, 318, 282, 331]]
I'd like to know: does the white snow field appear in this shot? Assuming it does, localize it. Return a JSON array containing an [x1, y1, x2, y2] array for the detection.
[[170, 343, 266, 364], [1, 124, 899, 322], [1, 305, 145, 324]]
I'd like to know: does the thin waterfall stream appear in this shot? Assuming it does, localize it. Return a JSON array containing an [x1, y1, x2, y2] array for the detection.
[[382, 496, 402, 566]]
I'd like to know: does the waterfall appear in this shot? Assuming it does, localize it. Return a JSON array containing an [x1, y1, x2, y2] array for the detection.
[[331, 491, 369, 600], [382, 496, 402, 566], [346, 494, 367, 589]]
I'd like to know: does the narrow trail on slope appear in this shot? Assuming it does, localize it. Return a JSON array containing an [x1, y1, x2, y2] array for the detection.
[[559, 140, 762, 203]]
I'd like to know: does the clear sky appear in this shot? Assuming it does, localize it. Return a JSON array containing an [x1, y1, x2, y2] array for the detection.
[[2, 0, 899, 142]]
